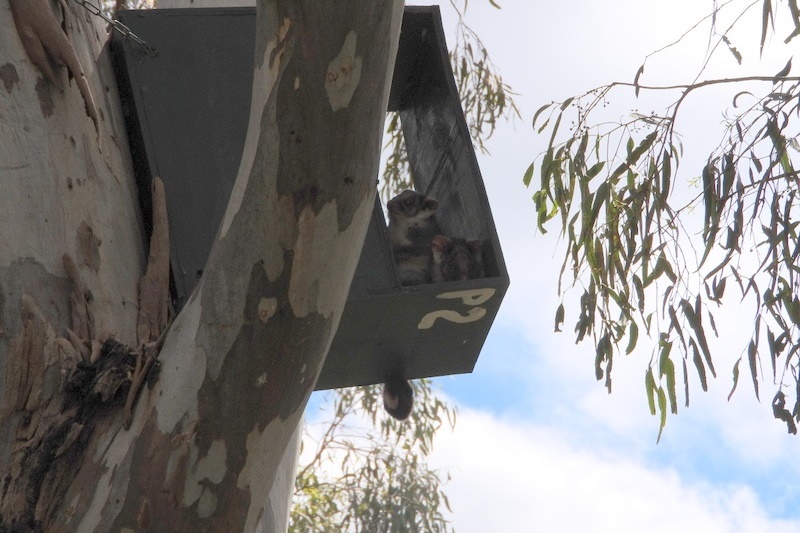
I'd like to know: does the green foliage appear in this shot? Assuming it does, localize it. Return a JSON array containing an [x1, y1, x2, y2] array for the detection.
[[380, 7, 519, 203], [530, 0, 800, 435], [450, 16, 518, 155], [290, 381, 457, 533], [381, 113, 414, 204]]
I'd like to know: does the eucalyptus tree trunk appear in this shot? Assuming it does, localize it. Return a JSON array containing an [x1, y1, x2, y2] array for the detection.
[[0, 0, 403, 531]]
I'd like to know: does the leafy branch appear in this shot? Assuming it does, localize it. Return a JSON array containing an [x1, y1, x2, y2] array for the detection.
[[290, 380, 457, 533], [380, 4, 519, 203], [531, 0, 800, 439]]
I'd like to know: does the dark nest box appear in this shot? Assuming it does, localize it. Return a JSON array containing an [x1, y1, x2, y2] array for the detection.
[[112, 6, 509, 390]]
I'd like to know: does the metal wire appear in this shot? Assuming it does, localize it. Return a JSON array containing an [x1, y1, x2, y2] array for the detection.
[[70, 0, 159, 57]]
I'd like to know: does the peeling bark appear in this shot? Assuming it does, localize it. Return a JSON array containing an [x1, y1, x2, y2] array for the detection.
[[9, 0, 98, 130], [0, 295, 55, 421], [137, 176, 171, 346], [0, 242, 169, 528], [0, 283, 135, 530], [123, 176, 172, 429]]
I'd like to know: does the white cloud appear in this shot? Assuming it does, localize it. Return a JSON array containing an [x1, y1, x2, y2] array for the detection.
[[430, 408, 800, 533]]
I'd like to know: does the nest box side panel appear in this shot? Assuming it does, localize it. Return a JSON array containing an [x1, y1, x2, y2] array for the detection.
[[347, 197, 397, 298], [387, 8, 429, 112], [115, 9, 256, 304]]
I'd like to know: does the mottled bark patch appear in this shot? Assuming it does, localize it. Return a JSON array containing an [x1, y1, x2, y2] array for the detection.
[[111, 417, 249, 533], [76, 221, 101, 273], [35, 76, 54, 118], [0, 63, 19, 93], [209, 258, 329, 427], [166, 259, 331, 529], [9, 0, 98, 129], [325, 31, 362, 111]]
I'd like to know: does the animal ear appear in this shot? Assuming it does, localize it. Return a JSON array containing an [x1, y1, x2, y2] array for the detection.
[[387, 190, 406, 210], [423, 197, 438, 211], [431, 234, 449, 252]]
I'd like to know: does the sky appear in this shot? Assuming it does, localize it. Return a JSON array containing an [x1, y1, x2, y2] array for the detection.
[[312, 1, 800, 532]]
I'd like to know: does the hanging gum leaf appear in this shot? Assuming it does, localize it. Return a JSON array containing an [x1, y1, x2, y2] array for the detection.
[[761, 0, 773, 56], [532, 103, 552, 130], [787, 0, 800, 43], [668, 306, 686, 348], [547, 112, 563, 151], [586, 161, 605, 179], [587, 182, 609, 239], [733, 91, 753, 108], [767, 329, 779, 380], [608, 132, 658, 183], [721, 152, 736, 202], [634, 64, 645, 97], [713, 277, 727, 302], [728, 358, 742, 401], [633, 275, 645, 312], [690, 339, 708, 391], [523, 162, 535, 187], [773, 58, 792, 81], [680, 298, 716, 378], [748, 340, 760, 401], [645, 368, 657, 415], [660, 347, 678, 414], [595, 334, 610, 381], [660, 150, 671, 204], [682, 358, 690, 408], [708, 310, 718, 337], [625, 321, 639, 355], [656, 387, 668, 443], [554, 303, 565, 332], [700, 162, 718, 263]]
